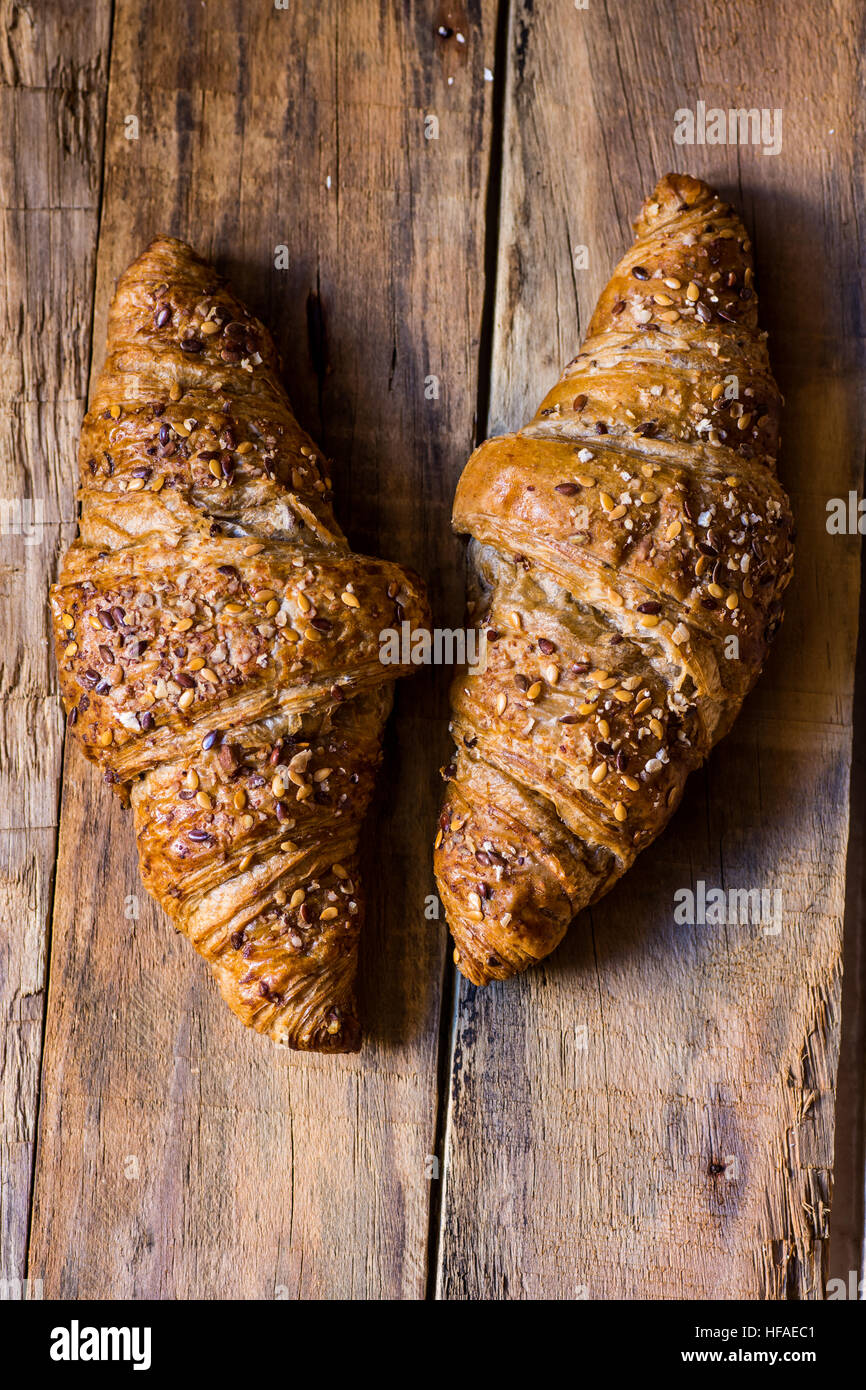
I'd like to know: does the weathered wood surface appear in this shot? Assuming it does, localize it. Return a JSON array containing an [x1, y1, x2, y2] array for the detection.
[[25, 0, 495, 1297], [436, 0, 865, 1299], [0, 0, 110, 1287], [3, 0, 864, 1301]]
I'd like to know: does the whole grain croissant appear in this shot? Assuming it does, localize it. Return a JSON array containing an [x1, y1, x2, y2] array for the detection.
[[51, 237, 429, 1051], [435, 173, 794, 986]]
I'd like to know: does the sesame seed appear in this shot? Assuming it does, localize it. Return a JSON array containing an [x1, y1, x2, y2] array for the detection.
[[614, 801, 627, 822], [666, 519, 682, 540], [526, 681, 542, 700], [178, 689, 195, 710], [591, 763, 607, 784], [196, 790, 213, 811], [319, 906, 339, 921], [495, 693, 507, 715], [98, 729, 113, 747], [341, 591, 360, 608], [434, 829, 443, 849], [233, 790, 246, 810]]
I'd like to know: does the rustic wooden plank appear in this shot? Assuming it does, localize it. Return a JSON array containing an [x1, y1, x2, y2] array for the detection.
[[0, 0, 110, 1287], [28, 0, 495, 1297], [437, 0, 865, 1298], [827, 580, 866, 1286]]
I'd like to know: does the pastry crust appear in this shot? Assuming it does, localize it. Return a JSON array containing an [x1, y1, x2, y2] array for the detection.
[[435, 174, 794, 986], [51, 237, 429, 1051]]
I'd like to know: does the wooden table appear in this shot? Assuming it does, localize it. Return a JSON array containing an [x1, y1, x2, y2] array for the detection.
[[3, 0, 864, 1300]]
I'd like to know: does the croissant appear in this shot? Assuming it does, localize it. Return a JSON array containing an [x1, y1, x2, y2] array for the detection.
[[434, 173, 794, 986], [51, 237, 429, 1051]]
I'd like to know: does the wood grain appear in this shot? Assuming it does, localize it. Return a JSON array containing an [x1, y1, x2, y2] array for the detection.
[[27, 0, 495, 1297], [0, 0, 110, 1286], [436, 0, 865, 1298]]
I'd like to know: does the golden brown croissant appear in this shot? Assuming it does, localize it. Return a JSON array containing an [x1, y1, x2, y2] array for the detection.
[[435, 173, 794, 986], [51, 237, 429, 1051]]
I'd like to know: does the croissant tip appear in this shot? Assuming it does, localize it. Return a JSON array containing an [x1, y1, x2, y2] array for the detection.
[[122, 235, 210, 283]]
